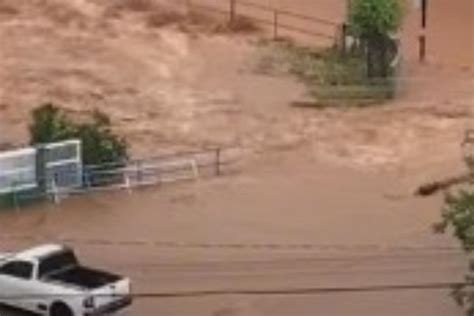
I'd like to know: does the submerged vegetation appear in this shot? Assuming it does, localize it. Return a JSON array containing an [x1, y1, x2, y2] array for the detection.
[[256, 40, 397, 107]]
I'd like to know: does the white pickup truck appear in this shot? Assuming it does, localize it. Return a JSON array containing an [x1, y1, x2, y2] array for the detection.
[[0, 244, 132, 316]]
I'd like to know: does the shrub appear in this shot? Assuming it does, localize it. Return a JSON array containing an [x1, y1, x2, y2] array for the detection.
[[436, 135, 474, 315], [29, 104, 128, 165], [76, 110, 128, 165], [30, 103, 75, 144], [350, 0, 403, 38], [256, 41, 396, 106], [349, 0, 403, 78]]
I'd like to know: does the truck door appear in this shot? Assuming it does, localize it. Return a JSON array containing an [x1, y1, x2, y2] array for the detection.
[[0, 260, 38, 313]]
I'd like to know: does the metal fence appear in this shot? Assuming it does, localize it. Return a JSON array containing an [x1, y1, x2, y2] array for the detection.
[[2, 147, 234, 208], [43, 140, 83, 194], [0, 147, 37, 194], [0, 140, 82, 196], [80, 148, 230, 193], [173, 0, 342, 45]]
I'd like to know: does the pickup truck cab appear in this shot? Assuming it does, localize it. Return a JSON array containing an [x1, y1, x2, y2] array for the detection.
[[0, 244, 132, 316]]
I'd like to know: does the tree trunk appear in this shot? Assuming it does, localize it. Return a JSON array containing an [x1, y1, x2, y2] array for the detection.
[[366, 34, 390, 79], [366, 36, 377, 78]]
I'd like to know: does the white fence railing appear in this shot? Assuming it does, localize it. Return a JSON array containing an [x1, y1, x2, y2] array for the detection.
[[0, 147, 37, 194], [0, 140, 82, 196], [81, 148, 229, 192], [1, 146, 236, 207], [44, 140, 82, 194]]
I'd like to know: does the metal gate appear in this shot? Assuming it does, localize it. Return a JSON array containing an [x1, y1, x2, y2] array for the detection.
[[43, 140, 82, 194], [0, 147, 37, 194], [0, 140, 82, 197]]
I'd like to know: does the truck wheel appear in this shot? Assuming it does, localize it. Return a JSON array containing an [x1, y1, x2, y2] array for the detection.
[[50, 302, 73, 316]]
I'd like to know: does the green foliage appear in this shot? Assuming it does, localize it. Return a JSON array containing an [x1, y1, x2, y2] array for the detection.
[[437, 138, 474, 315], [255, 40, 395, 107], [29, 104, 128, 165], [350, 0, 403, 38], [438, 189, 474, 251], [76, 111, 128, 165], [30, 104, 76, 144], [349, 0, 403, 78]]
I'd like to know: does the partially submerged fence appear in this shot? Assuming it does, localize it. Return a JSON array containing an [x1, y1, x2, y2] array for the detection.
[[1, 146, 234, 208], [0, 140, 82, 196], [162, 0, 343, 46], [80, 148, 230, 194], [0, 147, 37, 194]]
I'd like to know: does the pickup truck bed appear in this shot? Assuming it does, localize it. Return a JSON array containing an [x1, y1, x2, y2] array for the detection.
[[0, 245, 132, 316], [43, 266, 122, 290]]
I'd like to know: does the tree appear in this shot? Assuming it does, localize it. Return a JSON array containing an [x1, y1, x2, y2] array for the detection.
[[75, 110, 128, 165], [349, 0, 403, 78], [436, 135, 474, 315], [29, 104, 128, 165], [30, 103, 76, 144]]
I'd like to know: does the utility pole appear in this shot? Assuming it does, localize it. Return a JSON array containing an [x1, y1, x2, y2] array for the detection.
[[419, 0, 428, 62], [421, 0, 428, 28]]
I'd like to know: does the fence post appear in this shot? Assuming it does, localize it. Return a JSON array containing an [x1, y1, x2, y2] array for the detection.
[[51, 176, 60, 204], [84, 168, 92, 191], [215, 148, 221, 176], [340, 23, 348, 55], [137, 160, 143, 184], [35, 145, 48, 198], [273, 10, 279, 40], [230, 0, 236, 24], [12, 181, 19, 212], [419, 35, 426, 63]]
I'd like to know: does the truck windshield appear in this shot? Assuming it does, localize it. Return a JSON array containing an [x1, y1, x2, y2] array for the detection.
[[38, 249, 79, 279]]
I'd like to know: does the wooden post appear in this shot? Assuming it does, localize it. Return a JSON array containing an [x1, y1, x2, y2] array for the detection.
[[340, 23, 348, 55], [419, 35, 426, 62], [421, 0, 428, 28], [215, 148, 221, 176], [273, 10, 279, 40], [419, 0, 428, 63], [230, 0, 236, 24]]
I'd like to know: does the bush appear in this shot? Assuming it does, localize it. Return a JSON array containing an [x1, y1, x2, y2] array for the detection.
[[435, 135, 474, 315], [30, 104, 75, 144], [29, 104, 128, 165], [350, 0, 403, 37], [256, 41, 396, 106], [349, 0, 403, 78]]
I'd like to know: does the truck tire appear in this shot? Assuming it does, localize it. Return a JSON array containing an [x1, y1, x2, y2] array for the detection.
[[50, 302, 73, 316]]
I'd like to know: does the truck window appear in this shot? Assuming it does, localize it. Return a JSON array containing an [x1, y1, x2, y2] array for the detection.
[[38, 249, 79, 279], [0, 261, 34, 279]]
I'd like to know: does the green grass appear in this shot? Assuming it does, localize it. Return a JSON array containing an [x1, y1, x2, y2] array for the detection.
[[255, 39, 397, 107]]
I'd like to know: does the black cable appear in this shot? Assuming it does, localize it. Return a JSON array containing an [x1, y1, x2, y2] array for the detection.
[[0, 281, 466, 301]]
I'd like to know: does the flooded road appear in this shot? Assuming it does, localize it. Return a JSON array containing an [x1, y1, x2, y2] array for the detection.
[[0, 249, 465, 316], [0, 150, 466, 315]]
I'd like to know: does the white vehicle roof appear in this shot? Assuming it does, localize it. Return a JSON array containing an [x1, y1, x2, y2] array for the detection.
[[16, 244, 65, 260]]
